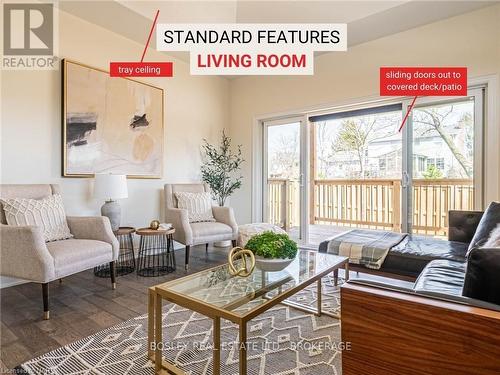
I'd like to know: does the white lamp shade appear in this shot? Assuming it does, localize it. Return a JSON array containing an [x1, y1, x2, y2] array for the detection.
[[94, 174, 128, 200]]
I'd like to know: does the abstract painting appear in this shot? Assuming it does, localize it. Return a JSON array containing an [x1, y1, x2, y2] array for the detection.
[[62, 59, 164, 178]]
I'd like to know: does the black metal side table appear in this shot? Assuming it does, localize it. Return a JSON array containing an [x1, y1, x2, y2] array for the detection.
[[94, 227, 136, 277], [136, 227, 176, 277]]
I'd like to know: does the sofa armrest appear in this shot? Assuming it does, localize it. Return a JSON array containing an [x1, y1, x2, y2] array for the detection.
[[462, 247, 500, 305], [66, 216, 119, 260], [341, 282, 500, 375], [165, 208, 192, 246], [448, 210, 483, 243], [212, 206, 238, 239], [348, 278, 500, 312], [344, 278, 415, 293], [0, 224, 55, 282]]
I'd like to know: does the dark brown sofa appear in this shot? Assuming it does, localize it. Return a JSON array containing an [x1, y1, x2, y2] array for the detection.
[[340, 202, 500, 375], [318, 210, 483, 281]]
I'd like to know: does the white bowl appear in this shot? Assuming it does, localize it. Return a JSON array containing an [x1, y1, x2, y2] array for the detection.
[[254, 255, 295, 272]]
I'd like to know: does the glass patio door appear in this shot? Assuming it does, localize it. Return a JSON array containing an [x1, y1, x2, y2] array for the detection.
[[403, 88, 483, 237], [260, 89, 483, 245], [309, 104, 403, 243], [263, 117, 307, 242]]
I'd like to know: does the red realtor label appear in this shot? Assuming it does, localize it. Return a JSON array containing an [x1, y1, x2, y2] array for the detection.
[[380, 67, 467, 96], [110, 62, 173, 77]]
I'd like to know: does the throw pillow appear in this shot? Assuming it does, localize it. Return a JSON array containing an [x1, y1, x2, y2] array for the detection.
[[175, 191, 215, 223], [484, 223, 500, 248], [1, 194, 73, 242], [467, 201, 500, 254]]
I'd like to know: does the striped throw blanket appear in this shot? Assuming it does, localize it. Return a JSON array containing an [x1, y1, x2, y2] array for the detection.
[[326, 229, 407, 269]]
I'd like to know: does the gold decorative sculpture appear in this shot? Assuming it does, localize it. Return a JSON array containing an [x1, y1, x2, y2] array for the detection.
[[228, 247, 255, 277], [149, 220, 160, 230]]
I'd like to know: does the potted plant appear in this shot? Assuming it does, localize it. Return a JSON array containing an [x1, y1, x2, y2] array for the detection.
[[201, 130, 244, 246], [245, 231, 298, 272]]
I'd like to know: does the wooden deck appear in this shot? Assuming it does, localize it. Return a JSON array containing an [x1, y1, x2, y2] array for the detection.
[[288, 224, 351, 246]]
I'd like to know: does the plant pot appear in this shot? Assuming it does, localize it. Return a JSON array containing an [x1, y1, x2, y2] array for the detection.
[[254, 255, 295, 272]]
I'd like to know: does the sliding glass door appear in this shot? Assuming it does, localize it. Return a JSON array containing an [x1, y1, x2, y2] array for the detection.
[[261, 88, 483, 245], [404, 89, 483, 236], [309, 104, 403, 244], [263, 118, 306, 242]]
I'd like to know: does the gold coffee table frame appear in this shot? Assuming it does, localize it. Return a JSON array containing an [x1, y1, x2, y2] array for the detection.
[[148, 252, 348, 375]]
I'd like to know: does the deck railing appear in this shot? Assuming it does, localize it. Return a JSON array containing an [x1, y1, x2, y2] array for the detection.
[[267, 178, 474, 236], [267, 178, 300, 231]]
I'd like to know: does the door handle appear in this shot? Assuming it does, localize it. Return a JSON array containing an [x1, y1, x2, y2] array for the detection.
[[402, 171, 410, 188]]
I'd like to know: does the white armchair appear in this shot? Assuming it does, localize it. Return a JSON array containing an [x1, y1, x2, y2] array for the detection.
[[0, 184, 119, 319], [164, 183, 238, 270]]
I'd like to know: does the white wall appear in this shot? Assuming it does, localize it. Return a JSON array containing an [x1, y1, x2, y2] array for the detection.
[[1, 9, 229, 229], [228, 4, 500, 224]]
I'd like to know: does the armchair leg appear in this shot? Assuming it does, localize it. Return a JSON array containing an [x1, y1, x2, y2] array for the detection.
[[185, 245, 190, 270], [232, 240, 237, 247], [42, 283, 49, 320], [110, 261, 116, 290]]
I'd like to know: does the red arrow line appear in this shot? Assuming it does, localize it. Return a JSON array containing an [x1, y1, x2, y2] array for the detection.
[[140, 10, 160, 62], [399, 96, 418, 132]]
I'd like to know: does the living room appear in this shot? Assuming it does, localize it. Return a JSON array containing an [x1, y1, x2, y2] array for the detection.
[[1, 1, 500, 374]]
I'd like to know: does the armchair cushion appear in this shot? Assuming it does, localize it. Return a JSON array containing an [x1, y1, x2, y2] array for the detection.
[[191, 222, 233, 243], [66, 216, 119, 260], [175, 191, 215, 223], [46, 239, 113, 279], [414, 259, 466, 297], [1, 194, 72, 242]]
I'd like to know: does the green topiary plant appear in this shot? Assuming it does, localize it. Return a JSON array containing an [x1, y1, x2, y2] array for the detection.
[[245, 231, 298, 259], [201, 130, 244, 207]]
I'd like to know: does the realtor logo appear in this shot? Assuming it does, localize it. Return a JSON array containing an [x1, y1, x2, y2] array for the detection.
[[2, 2, 58, 69], [4, 3, 53, 55]]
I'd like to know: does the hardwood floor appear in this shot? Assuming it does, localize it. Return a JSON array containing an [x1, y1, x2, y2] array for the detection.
[[0, 245, 229, 369]]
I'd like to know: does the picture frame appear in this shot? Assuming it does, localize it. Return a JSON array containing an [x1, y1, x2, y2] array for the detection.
[[62, 59, 164, 179]]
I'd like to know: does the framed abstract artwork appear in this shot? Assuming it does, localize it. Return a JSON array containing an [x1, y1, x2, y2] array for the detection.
[[62, 59, 164, 178]]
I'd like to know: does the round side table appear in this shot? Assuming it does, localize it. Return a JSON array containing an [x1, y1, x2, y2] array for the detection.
[[94, 227, 136, 277], [136, 227, 176, 277]]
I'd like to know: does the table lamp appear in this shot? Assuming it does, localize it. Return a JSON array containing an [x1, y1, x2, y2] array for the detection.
[[94, 174, 128, 231]]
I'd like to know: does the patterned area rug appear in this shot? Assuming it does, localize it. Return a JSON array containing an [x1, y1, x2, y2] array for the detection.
[[19, 276, 344, 375]]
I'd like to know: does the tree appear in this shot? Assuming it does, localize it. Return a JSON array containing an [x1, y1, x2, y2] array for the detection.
[[315, 122, 331, 178], [269, 131, 299, 179], [201, 130, 244, 206], [332, 116, 395, 178], [333, 119, 370, 176], [413, 107, 472, 178], [423, 164, 443, 179]]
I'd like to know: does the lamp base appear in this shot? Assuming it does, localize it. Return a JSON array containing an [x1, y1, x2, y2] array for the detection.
[[101, 200, 121, 231]]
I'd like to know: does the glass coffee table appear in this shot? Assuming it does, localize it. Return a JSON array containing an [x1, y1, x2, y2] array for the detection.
[[148, 250, 348, 375]]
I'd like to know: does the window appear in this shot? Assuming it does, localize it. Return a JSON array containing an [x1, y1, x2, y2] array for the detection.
[[311, 103, 402, 180]]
